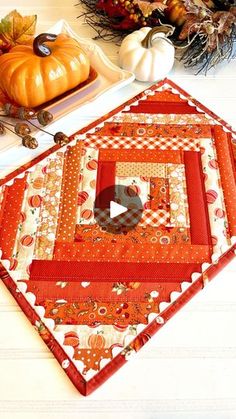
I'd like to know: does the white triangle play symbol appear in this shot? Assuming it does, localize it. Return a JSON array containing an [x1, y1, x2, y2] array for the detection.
[[110, 201, 128, 219]]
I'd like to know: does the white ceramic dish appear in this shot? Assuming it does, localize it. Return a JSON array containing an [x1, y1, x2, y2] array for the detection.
[[0, 19, 135, 157]]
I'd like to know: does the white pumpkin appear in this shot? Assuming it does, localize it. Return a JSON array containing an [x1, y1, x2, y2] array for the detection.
[[119, 26, 175, 82]]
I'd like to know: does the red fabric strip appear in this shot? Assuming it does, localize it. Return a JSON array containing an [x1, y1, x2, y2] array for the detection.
[[125, 102, 203, 114], [184, 151, 211, 245], [0, 176, 27, 259], [30, 260, 202, 282], [95, 161, 115, 208]]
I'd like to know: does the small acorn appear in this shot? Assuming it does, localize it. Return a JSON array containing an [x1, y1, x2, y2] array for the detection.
[[17, 107, 36, 120], [15, 122, 31, 136], [54, 131, 70, 146], [22, 135, 38, 149], [3, 103, 19, 118], [3, 103, 36, 120], [37, 110, 53, 126]]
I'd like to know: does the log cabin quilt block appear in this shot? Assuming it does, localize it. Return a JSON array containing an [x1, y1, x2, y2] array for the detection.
[[0, 79, 236, 395]]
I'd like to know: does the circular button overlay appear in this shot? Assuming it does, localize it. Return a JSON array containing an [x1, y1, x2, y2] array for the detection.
[[94, 185, 143, 234]]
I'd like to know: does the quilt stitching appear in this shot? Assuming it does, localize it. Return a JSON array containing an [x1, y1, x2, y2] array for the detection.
[[0, 79, 235, 395]]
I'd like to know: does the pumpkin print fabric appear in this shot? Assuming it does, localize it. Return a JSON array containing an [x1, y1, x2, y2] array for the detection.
[[0, 79, 236, 396]]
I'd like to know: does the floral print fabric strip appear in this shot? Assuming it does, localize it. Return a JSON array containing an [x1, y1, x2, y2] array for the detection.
[[34, 153, 64, 260]]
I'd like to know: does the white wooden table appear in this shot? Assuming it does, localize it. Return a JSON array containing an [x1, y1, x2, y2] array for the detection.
[[0, 1, 236, 418]]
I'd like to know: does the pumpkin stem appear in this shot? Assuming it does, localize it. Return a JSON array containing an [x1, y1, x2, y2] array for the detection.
[[33, 33, 57, 57], [141, 25, 175, 49]]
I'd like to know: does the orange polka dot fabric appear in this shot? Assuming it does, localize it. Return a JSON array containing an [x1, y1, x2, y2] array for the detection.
[[0, 175, 27, 259], [53, 241, 211, 264], [56, 142, 82, 242], [0, 79, 235, 396], [116, 162, 166, 177], [99, 148, 183, 163]]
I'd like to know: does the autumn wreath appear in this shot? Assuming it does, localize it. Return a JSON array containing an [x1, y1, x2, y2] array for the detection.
[[78, 0, 236, 72]]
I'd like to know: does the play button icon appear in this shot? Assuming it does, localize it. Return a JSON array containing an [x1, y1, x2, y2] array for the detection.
[[110, 201, 128, 218], [94, 185, 143, 234]]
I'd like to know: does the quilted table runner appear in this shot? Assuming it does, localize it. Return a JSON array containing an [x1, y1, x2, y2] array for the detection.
[[0, 79, 236, 396]]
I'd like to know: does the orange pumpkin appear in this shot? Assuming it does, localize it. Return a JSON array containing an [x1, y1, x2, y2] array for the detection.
[[20, 235, 34, 247], [32, 176, 44, 189], [28, 194, 42, 208], [63, 331, 80, 348], [88, 333, 106, 349], [0, 33, 90, 108]]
